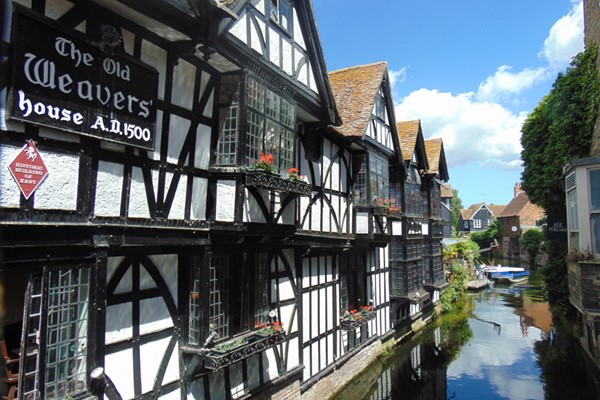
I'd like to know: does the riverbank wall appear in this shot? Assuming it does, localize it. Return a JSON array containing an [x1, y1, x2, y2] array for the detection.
[[302, 305, 441, 399]]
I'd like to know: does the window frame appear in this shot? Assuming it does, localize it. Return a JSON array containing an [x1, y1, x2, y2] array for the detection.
[[589, 168, 600, 255], [215, 75, 297, 176], [473, 219, 482, 229], [269, 0, 292, 33], [20, 264, 95, 400]]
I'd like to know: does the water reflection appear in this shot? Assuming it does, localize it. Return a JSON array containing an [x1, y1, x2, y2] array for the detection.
[[332, 271, 600, 400]]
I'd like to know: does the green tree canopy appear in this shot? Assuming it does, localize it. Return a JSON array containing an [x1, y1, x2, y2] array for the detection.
[[521, 45, 600, 217], [451, 189, 463, 236], [520, 228, 544, 266]]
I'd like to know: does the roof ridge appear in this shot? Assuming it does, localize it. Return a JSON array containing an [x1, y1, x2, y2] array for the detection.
[[329, 61, 388, 75]]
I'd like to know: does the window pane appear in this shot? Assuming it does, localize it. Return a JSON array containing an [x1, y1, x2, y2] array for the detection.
[[590, 169, 600, 211], [209, 256, 229, 339], [45, 268, 90, 399], [247, 78, 264, 112], [246, 111, 264, 167], [265, 89, 280, 121], [593, 214, 600, 255], [279, 0, 291, 30], [216, 106, 238, 165], [568, 190, 579, 231]]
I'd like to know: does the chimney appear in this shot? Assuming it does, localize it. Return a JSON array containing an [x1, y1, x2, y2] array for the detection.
[[514, 182, 523, 198]]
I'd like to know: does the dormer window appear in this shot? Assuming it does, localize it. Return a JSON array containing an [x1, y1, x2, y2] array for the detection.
[[270, 0, 291, 32]]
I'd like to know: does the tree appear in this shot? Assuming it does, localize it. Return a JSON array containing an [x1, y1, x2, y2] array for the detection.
[[520, 228, 544, 266], [451, 189, 463, 236], [470, 219, 503, 250], [521, 45, 600, 218]]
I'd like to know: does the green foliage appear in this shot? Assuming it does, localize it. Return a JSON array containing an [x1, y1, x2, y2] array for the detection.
[[470, 219, 503, 249], [440, 262, 469, 312], [451, 189, 463, 236], [443, 238, 480, 265], [520, 228, 544, 265], [540, 240, 571, 313], [521, 45, 600, 217]]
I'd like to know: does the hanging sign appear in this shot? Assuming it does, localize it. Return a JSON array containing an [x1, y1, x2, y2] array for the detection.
[[8, 11, 158, 150], [8, 140, 49, 200]]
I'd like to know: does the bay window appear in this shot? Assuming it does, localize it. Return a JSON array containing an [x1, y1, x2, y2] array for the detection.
[[215, 75, 296, 176]]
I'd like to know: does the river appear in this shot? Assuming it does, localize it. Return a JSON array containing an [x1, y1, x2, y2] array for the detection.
[[332, 271, 600, 400]]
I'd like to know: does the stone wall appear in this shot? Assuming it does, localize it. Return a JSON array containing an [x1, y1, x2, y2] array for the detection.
[[568, 260, 600, 312]]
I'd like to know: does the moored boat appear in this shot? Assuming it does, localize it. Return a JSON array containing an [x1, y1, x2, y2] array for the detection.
[[491, 270, 530, 284]]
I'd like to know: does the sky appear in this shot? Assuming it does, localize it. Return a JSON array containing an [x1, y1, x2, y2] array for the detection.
[[312, 0, 585, 208]]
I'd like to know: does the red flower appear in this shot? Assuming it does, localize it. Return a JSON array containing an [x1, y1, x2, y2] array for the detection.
[[288, 167, 298, 175]]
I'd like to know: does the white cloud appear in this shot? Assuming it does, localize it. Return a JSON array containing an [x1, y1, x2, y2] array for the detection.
[[476, 65, 549, 103], [388, 67, 408, 99], [539, 0, 584, 68], [395, 89, 526, 170]]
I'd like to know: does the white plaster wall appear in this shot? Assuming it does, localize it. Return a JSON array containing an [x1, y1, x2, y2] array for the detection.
[[149, 110, 163, 161], [422, 222, 429, 235], [279, 303, 295, 333], [282, 40, 293, 76], [243, 188, 267, 223], [264, 347, 280, 381], [141, 40, 167, 101], [149, 254, 178, 306], [297, 60, 308, 87], [286, 336, 300, 369], [167, 114, 190, 164], [172, 59, 195, 110], [122, 29, 135, 56], [356, 212, 369, 234], [128, 167, 151, 218], [140, 336, 179, 393], [34, 150, 79, 210], [392, 220, 402, 236], [165, 171, 186, 219], [216, 180, 236, 222], [45, 0, 72, 20], [269, 27, 280, 67], [190, 177, 207, 220], [230, 13, 248, 46], [95, 161, 123, 217], [202, 89, 214, 119], [0, 144, 22, 208], [194, 123, 212, 169], [309, 198, 322, 231], [250, 17, 264, 55], [252, 0, 265, 15], [292, 10, 305, 50], [105, 303, 133, 344], [278, 277, 295, 301], [105, 348, 135, 400]]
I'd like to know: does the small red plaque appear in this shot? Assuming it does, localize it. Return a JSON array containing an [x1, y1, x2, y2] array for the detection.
[[8, 140, 49, 200]]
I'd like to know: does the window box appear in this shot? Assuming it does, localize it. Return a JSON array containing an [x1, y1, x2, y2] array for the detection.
[[339, 306, 376, 331], [204, 330, 286, 371], [245, 170, 311, 196]]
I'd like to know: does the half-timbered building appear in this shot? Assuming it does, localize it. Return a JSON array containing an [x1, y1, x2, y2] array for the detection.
[[393, 120, 430, 325], [0, 1, 450, 399], [423, 138, 449, 303]]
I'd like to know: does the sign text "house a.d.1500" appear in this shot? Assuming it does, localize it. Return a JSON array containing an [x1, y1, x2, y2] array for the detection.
[[8, 11, 158, 150]]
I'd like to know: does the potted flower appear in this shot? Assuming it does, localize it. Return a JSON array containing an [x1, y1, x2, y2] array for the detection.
[[253, 152, 276, 174], [256, 321, 284, 337], [287, 167, 307, 182]]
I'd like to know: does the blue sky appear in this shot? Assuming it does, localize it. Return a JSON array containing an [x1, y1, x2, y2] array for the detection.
[[313, 0, 584, 207]]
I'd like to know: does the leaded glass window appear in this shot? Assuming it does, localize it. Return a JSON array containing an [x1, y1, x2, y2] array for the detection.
[[269, 0, 291, 32], [21, 267, 91, 400], [246, 77, 295, 174]]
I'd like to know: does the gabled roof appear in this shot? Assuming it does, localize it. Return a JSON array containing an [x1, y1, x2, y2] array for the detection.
[[328, 62, 388, 138], [397, 119, 429, 171], [498, 192, 544, 226], [488, 204, 507, 216], [424, 138, 449, 181], [460, 209, 471, 220]]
